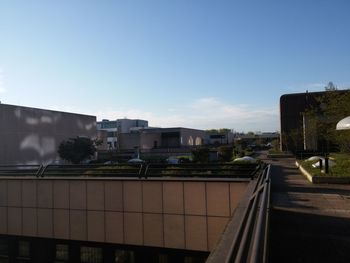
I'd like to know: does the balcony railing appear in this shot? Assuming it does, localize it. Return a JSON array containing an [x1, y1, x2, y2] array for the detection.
[[206, 164, 271, 263], [0, 163, 262, 179]]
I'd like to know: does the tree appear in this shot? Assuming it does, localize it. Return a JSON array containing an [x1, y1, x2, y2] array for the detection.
[[218, 145, 233, 162], [304, 89, 350, 153], [191, 147, 210, 163], [58, 137, 96, 164], [325, 81, 337, 91]]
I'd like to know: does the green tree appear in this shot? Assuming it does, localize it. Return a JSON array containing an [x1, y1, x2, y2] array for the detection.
[[191, 147, 210, 163], [305, 89, 350, 153], [58, 137, 96, 164], [217, 145, 233, 162]]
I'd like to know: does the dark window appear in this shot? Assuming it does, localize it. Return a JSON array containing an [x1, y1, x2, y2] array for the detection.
[[0, 238, 8, 263], [81, 247, 102, 263], [107, 131, 117, 137], [115, 250, 135, 263], [210, 134, 225, 139], [55, 244, 69, 262], [17, 240, 30, 262]]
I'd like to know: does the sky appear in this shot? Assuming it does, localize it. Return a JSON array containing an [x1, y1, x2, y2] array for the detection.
[[1, 0, 350, 132]]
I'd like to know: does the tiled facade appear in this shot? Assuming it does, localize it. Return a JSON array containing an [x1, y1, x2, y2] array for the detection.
[[0, 178, 249, 252]]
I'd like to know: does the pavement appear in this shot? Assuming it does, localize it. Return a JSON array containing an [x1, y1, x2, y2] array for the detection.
[[258, 153, 350, 262]]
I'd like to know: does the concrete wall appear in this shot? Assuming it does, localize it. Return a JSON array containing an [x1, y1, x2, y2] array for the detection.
[[0, 104, 96, 165], [140, 132, 161, 149], [0, 178, 249, 252], [180, 129, 205, 146], [119, 133, 140, 150]]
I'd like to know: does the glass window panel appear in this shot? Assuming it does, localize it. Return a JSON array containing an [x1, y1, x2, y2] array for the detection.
[[81, 247, 102, 263], [114, 250, 134, 263], [0, 239, 8, 256], [18, 241, 30, 258], [55, 244, 69, 261]]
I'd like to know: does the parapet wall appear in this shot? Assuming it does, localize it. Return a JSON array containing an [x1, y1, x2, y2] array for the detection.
[[0, 177, 249, 252]]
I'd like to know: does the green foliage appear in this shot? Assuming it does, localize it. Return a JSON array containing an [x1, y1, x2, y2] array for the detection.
[[191, 147, 210, 163], [301, 153, 350, 177], [58, 137, 96, 164], [206, 128, 231, 133], [305, 89, 350, 153], [218, 145, 233, 162], [271, 138, 280, 151]]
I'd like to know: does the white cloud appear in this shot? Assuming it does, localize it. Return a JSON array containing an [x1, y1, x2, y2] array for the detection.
[[91, 97, 279, 132], [47, 97, 279, 132]]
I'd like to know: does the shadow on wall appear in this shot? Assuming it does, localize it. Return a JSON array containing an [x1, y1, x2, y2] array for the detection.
[[0, 104, 96, 165]]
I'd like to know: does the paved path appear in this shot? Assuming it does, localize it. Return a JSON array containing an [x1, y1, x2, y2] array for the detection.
[[265, 155, 350, 216], [257, 153, 350, 262]]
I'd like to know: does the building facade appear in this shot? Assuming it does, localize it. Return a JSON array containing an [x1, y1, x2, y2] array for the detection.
[[0, 104, 96, 165], [118, 127, 206, 151], [96, 119, 148, 150]]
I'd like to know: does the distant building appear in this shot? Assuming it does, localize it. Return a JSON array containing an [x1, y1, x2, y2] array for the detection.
[[235, 132, 279, 140], [206, 130, 234, 145], [0, 104, 96, 165], [119, 127, 206, 151], [96, 119, 148, 149]]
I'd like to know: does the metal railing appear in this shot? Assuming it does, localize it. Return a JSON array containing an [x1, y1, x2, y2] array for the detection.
[[144, 163, 261, 178], [206, 164, 271, 263], [0, 163, 262, 179], [0, 165, 42, 176]]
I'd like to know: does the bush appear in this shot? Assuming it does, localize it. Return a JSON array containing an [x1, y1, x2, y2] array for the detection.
[[218, 146, 234, 162], [58, 137, 96, 164], [191, 147, 210, 163]]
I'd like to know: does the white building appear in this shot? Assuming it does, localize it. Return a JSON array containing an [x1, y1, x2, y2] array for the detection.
[[96, 118, 148, 149]]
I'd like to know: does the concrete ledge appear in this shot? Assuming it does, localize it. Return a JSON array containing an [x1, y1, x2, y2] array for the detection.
[[296, 161, 350, 184], [295, 161, 313, 183]]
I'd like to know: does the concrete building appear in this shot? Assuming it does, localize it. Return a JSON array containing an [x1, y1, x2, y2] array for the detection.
[[0, 103, 96, 165], [96, 119, 148, 150], [119, 127, 206, 151], [206, 130, 235, 145]]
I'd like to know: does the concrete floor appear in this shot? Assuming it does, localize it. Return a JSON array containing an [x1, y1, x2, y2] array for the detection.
[[259, 153, 350, 262]]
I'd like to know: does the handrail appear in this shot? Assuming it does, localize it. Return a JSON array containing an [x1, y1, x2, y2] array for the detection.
[[0, 163, 262, 179], [206, 164, 271, 263]]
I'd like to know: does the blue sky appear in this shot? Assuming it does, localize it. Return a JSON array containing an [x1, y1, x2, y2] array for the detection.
[[1, 0, 350, 132]]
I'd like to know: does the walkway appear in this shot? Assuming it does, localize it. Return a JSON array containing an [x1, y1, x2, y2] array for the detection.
[[259, 154, 350, 262]]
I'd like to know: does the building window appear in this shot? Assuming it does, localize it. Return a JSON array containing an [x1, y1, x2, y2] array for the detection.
[[115, 250, 135, 263], [158, 254, 168, 263], [0, 238, 8, 263], [55, 244, 69, 262], [81, 247, 102, 263], [17, 240, 30, 262]]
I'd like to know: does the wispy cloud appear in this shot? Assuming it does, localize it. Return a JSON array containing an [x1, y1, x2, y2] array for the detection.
[[91, 98, 279, 132]]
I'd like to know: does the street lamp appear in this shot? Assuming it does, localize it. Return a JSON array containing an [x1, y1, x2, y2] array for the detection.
[[336, 116, 350, 130]]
